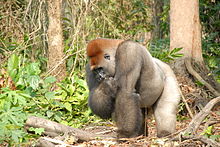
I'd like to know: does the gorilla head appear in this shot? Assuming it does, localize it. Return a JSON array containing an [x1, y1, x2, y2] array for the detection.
[[86, 38, 123, 81]]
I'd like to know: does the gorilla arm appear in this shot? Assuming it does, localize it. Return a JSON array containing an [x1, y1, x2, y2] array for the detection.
[[86, 64, 117, 119], [114, 41, 144, 138]]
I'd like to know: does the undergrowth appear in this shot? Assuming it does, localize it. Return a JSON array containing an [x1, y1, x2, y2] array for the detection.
[[0, 0, 219, 145]]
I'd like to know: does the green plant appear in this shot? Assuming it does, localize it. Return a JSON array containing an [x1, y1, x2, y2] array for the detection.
[[149, 38, 183, 62], [201, 126, 220, 141], [28, 127, 45, 135], [176, 102, 189, 121], [200, 0, 220, 82], [0, 88, 30, 144], [202, 33, 220, 82], [0, 53, 93, 144], [54, 75, 91, 128]]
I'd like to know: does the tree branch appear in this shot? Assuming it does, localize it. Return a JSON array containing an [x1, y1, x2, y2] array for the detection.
[[184, 96, 220, 134], [180, 89, 194, 118]]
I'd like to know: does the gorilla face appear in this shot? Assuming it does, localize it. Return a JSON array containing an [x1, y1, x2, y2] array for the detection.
[[87, 38, 123, 82], [90, 49, 116, 81]]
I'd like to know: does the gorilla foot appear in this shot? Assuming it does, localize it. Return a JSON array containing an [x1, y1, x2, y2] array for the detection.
[[157, 130, 171, 138], [117, 130, 140, 138]]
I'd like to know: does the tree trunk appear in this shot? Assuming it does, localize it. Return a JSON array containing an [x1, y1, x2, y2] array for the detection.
[[170, 0, 220, 96], [47, 0, 66, 82], [170, 0, 203, 61]]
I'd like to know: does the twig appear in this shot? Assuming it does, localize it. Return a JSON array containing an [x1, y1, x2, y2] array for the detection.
[[44, 49, 85, 77], [170, 97, 220, 145], [39, 137, 71, 146], [179, 89, 194, 118], [171, 133, 220, 147], [37, 137, 56, 147], [195, 135, 220, 147], [184, 96, 220, 134]]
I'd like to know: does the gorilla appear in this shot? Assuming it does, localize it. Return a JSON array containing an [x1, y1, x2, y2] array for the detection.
[[85, 38, 180, 138]]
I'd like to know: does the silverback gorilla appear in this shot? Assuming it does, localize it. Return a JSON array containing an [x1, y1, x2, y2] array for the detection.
[[85, 38, 180, 138]]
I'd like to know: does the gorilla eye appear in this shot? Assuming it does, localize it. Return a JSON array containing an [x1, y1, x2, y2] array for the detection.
[[104, 54, 110, 60]]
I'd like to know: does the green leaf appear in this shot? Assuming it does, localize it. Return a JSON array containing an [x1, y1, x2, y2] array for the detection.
[[46, 110, 54, 118], [26, 62, 41, 75], [11, 130, 26, 143], [44, 76, 57, 84], [64, 102, 72, 112], [170, 47, 183, 54], [54, 115, 61, 122], [17, 95, 27, 106], [16, 77, 25, 86], [7, 54, 19, 79], [45, 91, 55, 100], [0, 93, 7, 99], [75, 78, 87, 89], [69, 84, 75, 96], [210, 135, 220, 141], [28, 75, 40, 90], [19, 93, 32, 99], [55, 90, 67, 101], [201, 126, 213, 136], [29, 127, 45, 135], [0, 105, 26, 127], [66, 96, 75, 102], [60, 120, 69, 126], [7, 54, 19, 72]]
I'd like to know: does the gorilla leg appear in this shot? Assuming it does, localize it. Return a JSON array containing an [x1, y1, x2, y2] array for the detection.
[[115, 92, 142, 138], [153, 75, 180, 137]]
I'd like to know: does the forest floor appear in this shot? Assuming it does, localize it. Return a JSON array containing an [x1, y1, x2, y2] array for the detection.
[[2, 74, 218, 147], [77, 118, 189, 146], [74, 109, 219, 147], [73, 75, 220, 147]]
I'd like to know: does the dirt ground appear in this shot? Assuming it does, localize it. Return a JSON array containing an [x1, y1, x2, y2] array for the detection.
[[73, 75, 220, 147], [75, 106, 219, 147], [2, 110, 218, 147]]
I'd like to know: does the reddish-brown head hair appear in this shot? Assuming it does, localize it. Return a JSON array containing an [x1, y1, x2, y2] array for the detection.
[[87, 38, 124, 70]]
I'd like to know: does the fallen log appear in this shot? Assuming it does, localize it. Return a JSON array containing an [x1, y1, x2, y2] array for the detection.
[[25, 116, 114, 141]]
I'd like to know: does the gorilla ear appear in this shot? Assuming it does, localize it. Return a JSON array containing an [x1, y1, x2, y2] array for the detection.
[[104, 53, 110, 60]]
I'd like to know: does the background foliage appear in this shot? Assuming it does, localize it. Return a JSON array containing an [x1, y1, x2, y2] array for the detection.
[[0, 0, 219, 145]]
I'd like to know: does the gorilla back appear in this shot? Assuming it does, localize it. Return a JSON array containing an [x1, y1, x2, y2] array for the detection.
[[86, 39, 180, 138]]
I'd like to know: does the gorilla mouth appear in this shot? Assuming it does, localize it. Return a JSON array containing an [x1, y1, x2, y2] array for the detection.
[[94, 67, 106, 81]]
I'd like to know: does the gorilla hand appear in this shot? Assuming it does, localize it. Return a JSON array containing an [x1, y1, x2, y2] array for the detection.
[[104, 77, 118, 97]]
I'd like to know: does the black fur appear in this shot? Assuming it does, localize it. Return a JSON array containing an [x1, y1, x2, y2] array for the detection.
[[86, 64, 117, 119], [115, 91, 142, 138]]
